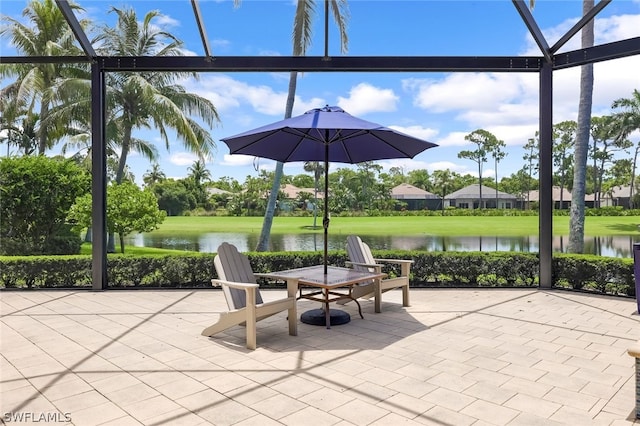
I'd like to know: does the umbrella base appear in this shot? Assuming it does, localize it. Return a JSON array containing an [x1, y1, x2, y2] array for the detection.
[[300, 308, 351, 326]]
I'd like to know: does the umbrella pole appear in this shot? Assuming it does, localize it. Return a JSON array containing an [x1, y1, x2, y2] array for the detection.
[[323, 143, 329, 275]]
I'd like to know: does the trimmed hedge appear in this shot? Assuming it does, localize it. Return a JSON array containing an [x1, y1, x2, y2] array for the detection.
[[0, 250, 635, 297]]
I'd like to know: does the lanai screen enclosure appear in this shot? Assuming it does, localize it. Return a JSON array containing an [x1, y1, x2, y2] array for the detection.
[[1, 0, 639, 289]]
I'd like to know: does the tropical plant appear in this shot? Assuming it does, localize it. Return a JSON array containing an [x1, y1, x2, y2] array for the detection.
[[96, 7, 220, 185], [187, 159, 212, 206], [0, 84, 38, 155], [407, 169, 431, 190], [256, 0, 349, 251], [612, 89, 640, 205], [143, 163, 167, 187], [90, 6, 220, 249], [0, 0, 87, 154], [188, 159, 212, 187]]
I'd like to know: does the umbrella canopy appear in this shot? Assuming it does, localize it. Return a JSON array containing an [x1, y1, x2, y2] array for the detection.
[[222, 106, 437, 163], [221, 105, 438, 273]]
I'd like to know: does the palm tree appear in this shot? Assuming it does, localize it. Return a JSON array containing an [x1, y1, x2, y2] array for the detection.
[[0, 88, 39, 156], [0, 0, 87, 154], [612, 90, 640, 136], [81, 6, 221, 251], [568, 0, 595, 253], [256, 0, 349, 251], [188, 159, 212, 188], [612, 89, 640, 205], [143, 163, 166, 187], [187, 159, 212, 206], [96, 7, 220, 185]]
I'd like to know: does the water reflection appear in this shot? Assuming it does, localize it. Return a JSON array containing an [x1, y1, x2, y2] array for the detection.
[[126, 233, 640, 258]]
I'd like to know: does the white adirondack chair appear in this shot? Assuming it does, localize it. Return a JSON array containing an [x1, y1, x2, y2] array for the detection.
[[201, 242, 297, 350], [345, 235, 412, 313]]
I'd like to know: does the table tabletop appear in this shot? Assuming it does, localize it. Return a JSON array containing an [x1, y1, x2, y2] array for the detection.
[[258, 265, 385, 289]]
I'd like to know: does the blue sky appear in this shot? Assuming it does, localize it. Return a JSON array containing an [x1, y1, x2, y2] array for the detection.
[[2, 0, 640, 186]]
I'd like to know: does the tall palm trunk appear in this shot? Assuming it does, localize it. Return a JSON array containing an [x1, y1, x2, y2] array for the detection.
[[568, 0, 595, 253], [37, 100, 50, 154], [256, 71, 298, 251]]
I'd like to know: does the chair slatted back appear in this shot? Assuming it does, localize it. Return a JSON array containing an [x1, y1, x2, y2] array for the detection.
[[214, 242, 264, 310], [346, 235, 376, 274]]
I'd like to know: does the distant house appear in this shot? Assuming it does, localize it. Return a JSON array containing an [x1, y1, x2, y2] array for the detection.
[[526, 186, 572, 209], [599, 185, 633, 208], [207, 187, 232, 197], [524, 186, 624, 209], [280, 184, 321, 199], [278, 184, 323, 212], [446, 184, 518, 209], [391, 183, 440, 210]]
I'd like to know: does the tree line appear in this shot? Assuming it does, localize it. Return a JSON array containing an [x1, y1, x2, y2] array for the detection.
[[2, 0, 640, 255]]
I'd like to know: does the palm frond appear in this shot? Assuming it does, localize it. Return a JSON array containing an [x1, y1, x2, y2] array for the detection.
[[292, 0, 316, 56]]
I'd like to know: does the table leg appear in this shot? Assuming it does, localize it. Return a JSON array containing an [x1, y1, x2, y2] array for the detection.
[[374, 277, 382, 313], [324, 288, 331, 329], [348, 286, 364, 319]]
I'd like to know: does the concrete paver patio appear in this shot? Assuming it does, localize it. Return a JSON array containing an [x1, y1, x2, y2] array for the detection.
[[2, 288, 640, 425]]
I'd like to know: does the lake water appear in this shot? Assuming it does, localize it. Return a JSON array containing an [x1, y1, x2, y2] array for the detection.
[[125, 232, 640, 258]]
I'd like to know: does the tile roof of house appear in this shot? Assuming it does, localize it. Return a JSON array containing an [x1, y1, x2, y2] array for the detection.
[[391, 183, 438, 199], [446, 183, 517, 199]]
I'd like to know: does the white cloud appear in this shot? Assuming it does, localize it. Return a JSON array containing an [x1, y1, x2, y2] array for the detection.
[[170, 152, 199, 167], [220, 154, 256, 167], [218, 154, 279, 175], [337, 83, 399, 115], [184, 74, 325, 118], [402, 12, 640, 151], [388, 125, 439, 142], [526, 14, 640, 55], [429, 160, 468, 173], [155, 14, 180, 28], [433, 131, 473, 148], [403, 73, 530, 114]]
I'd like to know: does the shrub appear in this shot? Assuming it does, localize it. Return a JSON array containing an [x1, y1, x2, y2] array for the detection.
[[0, 251, 633, 299]]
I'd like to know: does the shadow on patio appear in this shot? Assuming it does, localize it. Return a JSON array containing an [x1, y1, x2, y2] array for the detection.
[[2, 288, 640, 425]]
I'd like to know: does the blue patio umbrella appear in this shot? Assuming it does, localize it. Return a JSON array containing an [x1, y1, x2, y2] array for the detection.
[[221, 105, 438, 273]]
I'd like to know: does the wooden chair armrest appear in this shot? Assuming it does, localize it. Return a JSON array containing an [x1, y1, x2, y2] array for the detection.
[[373, 258, 412, 277], [211, 279, 259, 291], [373, 258, 413, 265], [628, 342, 640, 358]]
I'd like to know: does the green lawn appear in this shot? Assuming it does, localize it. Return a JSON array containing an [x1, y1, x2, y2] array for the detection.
[[153, 215, 640, 237]]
